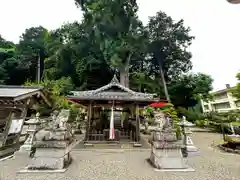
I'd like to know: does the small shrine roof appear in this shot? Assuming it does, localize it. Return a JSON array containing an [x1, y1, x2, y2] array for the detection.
[[0, 85, 50, 105], [68, 75, 158, 102]]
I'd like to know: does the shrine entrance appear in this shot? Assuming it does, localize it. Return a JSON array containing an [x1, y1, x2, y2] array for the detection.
[[68, 75, 159, 146]]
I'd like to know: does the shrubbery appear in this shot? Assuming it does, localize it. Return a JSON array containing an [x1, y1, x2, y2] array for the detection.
[[176, 107, 204, 123], [25, 77, 84, 122]]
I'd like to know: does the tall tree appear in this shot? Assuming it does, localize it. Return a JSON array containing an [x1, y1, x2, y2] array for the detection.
[[0, 36, 21, 85], [44, 21, 112, 89], [75, 0, 146, 87], [169, 73, 213, 108], [16, 26, 48, 82], [147, 12, 194, 101]]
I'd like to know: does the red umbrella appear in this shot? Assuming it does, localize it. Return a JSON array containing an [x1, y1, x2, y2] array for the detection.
[[149, 102, 169, 108]]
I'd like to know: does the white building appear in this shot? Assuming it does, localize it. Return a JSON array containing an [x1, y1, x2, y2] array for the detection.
[[201, 84, 240, 113]]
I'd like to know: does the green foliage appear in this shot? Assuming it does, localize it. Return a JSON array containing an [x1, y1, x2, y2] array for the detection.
[[169, 73, 213, 108], [225, 136, 240, 144], [195, 120, 207, 128], [140, 107, 155, 123], [205, 111, 240, 124], [16, 26, 48, 82], [0, 2, 213, 111], [177, 107, 204, 122], [24, 77, 75, 112], [147, 12, 194, 82], [232, 72, 240, 99], [157, 103, 180, 123]]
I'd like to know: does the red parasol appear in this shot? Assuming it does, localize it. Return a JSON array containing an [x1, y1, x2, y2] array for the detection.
[[149, 102, 169, 108]]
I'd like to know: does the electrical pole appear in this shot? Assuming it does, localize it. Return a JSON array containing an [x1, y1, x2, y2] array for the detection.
[[37, 54, 41, 84]]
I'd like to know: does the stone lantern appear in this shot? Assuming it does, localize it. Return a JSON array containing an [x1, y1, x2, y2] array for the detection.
[[18, 113, 41, 154], [178, 116, 198, 156]]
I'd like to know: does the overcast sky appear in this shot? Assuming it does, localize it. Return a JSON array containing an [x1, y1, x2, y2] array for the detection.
[[0, 0, 240, 91]]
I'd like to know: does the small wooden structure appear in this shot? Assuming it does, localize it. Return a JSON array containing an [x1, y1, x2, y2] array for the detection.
[[68, 75, 159, 145], [0, 86, 50, 157]]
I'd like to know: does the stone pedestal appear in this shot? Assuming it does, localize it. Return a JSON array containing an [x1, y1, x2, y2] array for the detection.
[[27, 129, 73, 170], [150, 130, 190, 170], [26, 109, 73, 171], [150, 147, 187, 169], [149, 113, 194, 171]]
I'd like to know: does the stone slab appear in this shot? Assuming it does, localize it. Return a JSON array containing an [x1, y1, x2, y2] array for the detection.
[[153, 141, 182, 149], [150, 147, 189, 170], [34, 149, 68, 158], [154, 165, 195, 172], [27, 154, 70, 170], [18, 168, 67, 173], [35, 141, 71, 148]]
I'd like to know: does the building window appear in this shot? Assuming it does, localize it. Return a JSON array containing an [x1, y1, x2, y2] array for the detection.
[[213, 92, 228, 101], [204, 105, 209, 110], [214, 102, 231, 110]]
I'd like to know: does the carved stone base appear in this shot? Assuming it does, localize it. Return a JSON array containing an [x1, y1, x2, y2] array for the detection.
[[150, 148, 189, 169], [27, 148, 71, 170]]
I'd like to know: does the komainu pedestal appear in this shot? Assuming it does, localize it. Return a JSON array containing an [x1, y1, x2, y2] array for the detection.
[[27, 129, 73, 170], [150, 130, 189, 170], [27, 110, 73, 171], [149, 113, 194, 171]]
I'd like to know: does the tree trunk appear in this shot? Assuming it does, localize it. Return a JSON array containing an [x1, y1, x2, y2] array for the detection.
[[119, 68, 129, 87], [159, 64, 170, 102], [119, 53, 132, 88], [120, 68, 127, 86]]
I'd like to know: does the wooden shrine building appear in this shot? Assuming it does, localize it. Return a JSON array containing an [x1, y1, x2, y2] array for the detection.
[[68, 75, 159, 146], [0, 86, 51, 157]]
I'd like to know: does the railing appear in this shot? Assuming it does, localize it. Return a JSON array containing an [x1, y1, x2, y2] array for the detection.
[[87, 129, 136, 142]]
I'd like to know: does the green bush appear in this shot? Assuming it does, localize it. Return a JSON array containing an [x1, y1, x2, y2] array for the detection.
[[177, 107, 204, 122], [208, 122, 232, 134], [195, 120, 206, 128]]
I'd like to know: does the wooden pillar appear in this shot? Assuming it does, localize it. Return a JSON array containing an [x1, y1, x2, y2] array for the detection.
[[85, 102, 92, 141], [135, 103, 140, 142]]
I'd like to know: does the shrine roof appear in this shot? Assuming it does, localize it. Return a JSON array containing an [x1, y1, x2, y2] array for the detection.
[[0, 86, 50, 105], [68, 75, 159, 102]]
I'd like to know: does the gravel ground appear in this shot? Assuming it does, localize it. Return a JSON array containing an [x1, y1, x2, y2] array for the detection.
[[1, 130, 240, 180]]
